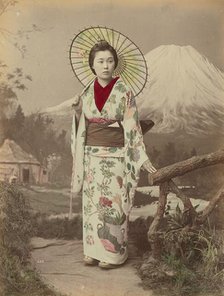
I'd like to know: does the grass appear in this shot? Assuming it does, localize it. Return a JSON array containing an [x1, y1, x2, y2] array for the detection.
[[138, 204, 224, 296], [4, 266, 65, 296], [18, 185, 83, 240], [32, 212, 83, 240], [20, 185, 81, 215], [162, 254, 199, 295]]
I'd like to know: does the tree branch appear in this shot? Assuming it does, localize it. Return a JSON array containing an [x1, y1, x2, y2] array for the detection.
[[196, 184, 224, 224], [168, 180, 197, 216], [0, 0, 17, 17], [148, 149, 224, 185]]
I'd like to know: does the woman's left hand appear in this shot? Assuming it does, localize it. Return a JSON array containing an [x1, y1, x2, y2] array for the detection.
[[142, 160, 157, 174]]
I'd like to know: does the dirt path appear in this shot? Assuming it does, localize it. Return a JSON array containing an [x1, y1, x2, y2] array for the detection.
[[31, 237, 154, 296]]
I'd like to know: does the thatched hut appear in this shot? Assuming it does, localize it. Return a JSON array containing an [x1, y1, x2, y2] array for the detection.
[[0, 139, 48, 184]]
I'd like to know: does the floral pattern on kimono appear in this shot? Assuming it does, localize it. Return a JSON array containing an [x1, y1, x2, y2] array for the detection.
[[72, 78, 148, 199]]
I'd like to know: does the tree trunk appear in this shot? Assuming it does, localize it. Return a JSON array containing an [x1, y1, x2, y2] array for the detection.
[[147, 182, 169, 259]]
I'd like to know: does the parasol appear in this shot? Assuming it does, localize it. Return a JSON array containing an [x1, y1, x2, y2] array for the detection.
[[69, 26, 148, 97]]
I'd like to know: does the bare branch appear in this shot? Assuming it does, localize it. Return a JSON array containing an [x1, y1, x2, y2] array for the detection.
[[0, 27, 16, 36], [148, 149, 224, 185], [0, 1, 44, 57], [168, 180, 197, 216], [0, 0, 18, 17], [196, 184, 224, 224]]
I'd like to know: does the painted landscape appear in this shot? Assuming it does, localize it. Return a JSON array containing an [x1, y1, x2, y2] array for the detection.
[[1, 1, 224, 295]]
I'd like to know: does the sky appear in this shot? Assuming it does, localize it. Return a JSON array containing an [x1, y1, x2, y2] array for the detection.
[[1, 0, 224, 114]]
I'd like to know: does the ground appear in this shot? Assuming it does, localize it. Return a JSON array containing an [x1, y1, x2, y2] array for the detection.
[[31, 237, 154, 296], [26, 185, 223, 296]]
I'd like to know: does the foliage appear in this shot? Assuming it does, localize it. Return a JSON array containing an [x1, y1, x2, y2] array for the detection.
[[0, 0, 42, 141], [139, 205, 224, 296], [0, 0, 42, 58], [195, 232, 224, 292], [129, 217, 152, 255], [0, 182, 33, 263], [164, 206, 224, 294], [161, 254, 198, 296], [1, 105, 73, 184], [20, 185, 81, 215], [0, 182, 64, 296], [31, 213, 83, 240], [0, 65, 31, 122]]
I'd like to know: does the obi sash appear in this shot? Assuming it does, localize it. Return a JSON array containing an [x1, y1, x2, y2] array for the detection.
[[85, 119, 154, 148], [85, 120, 124, 147]]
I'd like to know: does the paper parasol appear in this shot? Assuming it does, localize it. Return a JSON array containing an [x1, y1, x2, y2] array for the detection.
[[69, 26, 148, 97]]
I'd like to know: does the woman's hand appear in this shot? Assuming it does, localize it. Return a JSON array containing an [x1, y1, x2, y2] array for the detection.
[[72, 94, 82, 113], [142, 159, 157, 174]]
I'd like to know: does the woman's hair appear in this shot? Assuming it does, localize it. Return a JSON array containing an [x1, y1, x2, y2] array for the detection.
[[88, 40, 118, 75]]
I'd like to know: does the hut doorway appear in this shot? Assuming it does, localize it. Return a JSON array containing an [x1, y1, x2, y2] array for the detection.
[[22, 169, 30, 183]]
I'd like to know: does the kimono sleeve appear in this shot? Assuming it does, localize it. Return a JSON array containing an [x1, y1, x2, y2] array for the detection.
[[122, 90, 149, 210], [122, 88, 150, 213], [70, 92, 86, 194], [123, 89, 149, 171]]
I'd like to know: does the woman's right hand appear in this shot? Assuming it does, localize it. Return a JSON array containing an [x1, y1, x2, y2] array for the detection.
[[142, 159, 157, 174], [72, 94, 82, 112], [72, 94, 81, 106]]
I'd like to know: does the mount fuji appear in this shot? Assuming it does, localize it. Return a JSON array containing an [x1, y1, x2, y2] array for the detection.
[[43, 45, 224, 137], [138, 45, 224, 135]]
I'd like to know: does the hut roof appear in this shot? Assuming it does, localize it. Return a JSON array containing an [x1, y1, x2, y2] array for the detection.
[[0, 139, 40, 165]]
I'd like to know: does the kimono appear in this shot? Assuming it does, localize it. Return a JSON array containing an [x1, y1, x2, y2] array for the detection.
[[71, 77, 149, 265]]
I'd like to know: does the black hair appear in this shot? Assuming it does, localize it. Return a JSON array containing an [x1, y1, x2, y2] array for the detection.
[[88, 40, 118, 75]]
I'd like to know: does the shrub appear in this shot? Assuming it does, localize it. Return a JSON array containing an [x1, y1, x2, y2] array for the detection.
[[138, 205, 224, 296], [129, 217, 153, 255], [0, 182, 33, 261], [0, 182, 63, 296], [31, 212, 83, 240]]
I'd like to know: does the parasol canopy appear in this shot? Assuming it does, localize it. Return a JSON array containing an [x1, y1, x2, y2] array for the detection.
[[69, 26, 148, 97]]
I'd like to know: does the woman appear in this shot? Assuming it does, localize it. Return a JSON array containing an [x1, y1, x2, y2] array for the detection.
[[72, 40, 156, 269]]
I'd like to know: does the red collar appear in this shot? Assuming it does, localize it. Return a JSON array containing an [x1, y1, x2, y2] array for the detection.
[[94, 77, 119, 112]]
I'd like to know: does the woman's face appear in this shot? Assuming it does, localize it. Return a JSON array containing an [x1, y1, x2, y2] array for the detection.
[[92, 50, 115, 82]]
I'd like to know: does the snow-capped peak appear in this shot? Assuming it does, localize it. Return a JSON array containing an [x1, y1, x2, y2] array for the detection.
[[138, 44, 224, 134]]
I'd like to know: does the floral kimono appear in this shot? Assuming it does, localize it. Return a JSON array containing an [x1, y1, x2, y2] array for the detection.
[[72, 77, 149, 264]]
